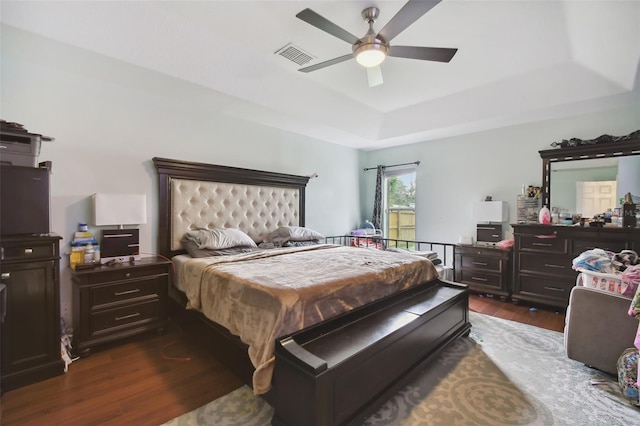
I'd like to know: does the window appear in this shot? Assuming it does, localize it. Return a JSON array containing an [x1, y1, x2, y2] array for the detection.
[[384, 168, 416, 241]]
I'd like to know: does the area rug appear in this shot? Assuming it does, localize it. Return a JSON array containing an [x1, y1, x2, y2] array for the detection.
[[164, 312, 640, 425]]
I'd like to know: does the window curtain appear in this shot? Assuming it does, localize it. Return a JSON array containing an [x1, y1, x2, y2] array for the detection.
[[372, 165, 384, 230]]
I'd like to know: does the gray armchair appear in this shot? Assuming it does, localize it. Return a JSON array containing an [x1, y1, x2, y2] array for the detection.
[[564, 285, 638, 375]]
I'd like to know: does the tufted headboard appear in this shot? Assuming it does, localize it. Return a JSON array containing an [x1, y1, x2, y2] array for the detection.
[[153, 157, 309, 259]]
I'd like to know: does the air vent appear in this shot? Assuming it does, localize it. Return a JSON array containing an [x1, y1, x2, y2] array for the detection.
[[275, 43, 316, 66]]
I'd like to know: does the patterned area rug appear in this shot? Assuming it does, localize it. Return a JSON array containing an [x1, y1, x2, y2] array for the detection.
[[164, 312, 640, 425]]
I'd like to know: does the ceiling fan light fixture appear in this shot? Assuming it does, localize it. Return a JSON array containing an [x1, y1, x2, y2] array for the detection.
[[355, 44, 387, 67]]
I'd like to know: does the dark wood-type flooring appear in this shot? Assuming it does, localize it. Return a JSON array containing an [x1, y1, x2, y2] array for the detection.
[[1, 294, 566, 425]]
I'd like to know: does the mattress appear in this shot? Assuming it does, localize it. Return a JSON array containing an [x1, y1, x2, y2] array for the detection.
[[176, 244, 438, 394]]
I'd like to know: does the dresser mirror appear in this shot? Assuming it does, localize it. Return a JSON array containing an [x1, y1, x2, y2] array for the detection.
[[539, 131, 640, 218]]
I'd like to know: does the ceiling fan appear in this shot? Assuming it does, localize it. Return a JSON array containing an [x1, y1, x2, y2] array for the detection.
[[296, 0, 457, 87]]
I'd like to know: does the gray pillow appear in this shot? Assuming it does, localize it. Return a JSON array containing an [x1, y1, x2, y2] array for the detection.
[[263, 226, 324, 244], [182, 240, 253, 258], [182, 228, 257, 250]]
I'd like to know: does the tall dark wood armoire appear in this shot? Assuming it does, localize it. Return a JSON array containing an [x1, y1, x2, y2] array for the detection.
[[0, 163, 64, 392]]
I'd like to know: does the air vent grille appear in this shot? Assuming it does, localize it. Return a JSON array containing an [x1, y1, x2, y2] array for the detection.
[[275, 43, 315, 66]]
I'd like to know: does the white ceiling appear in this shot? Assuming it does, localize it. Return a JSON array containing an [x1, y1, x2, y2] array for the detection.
[[2, 0, 639, 150]]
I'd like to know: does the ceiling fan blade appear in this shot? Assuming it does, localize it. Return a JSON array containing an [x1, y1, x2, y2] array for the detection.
[[367, 66, 383, 87], [298, 54, 354, 73], [296, 8, 360, 45], [388, 45, 457, 63], [377, 0, 442, 42]]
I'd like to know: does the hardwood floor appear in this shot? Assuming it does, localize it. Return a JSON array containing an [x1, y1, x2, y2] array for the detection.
[[1, 294, 566, 425], [469, 293, 566, 332]]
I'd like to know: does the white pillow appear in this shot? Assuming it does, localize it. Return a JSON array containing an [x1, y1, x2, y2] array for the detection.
[[183, 228, 256, 250]]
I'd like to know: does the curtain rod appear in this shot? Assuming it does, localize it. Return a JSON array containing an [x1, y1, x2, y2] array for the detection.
[[363, 161, 420, 171]]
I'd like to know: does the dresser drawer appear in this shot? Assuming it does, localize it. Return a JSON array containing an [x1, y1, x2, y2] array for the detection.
[[459, 254, 502, 272], [518, 234, 567, 254], [518, 253, 574, 277], [1, 242, 56, 261], [518, 275, 574, 301], [90, 277, 162, 308], [89, 299, 161, 335], [571, 239, 629, 256], [457, 269, 502, 289], [85, 265, 168, 285]]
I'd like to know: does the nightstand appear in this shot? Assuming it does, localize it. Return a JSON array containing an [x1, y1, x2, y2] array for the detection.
[[71, 257, 171, 356], [454, 244, 512, 301]]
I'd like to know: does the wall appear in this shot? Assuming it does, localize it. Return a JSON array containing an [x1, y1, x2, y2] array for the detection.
[[1, 25, 362, 324], [361, 107, 640, 245]]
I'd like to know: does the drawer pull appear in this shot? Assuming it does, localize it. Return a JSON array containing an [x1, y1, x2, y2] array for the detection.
[[471, 276, 488, 282], [532, 243, 552, 247], [24, 248, 33, 254], [543, 286, 564, 292], [1, 272, 10, 280], [115, 312, 141, 321], [535, 233, 557, 239], [125, 273, 131, 278], [471, 261, 488, 266], [543, 264, 565, 269], [114, 289, 140, 296]]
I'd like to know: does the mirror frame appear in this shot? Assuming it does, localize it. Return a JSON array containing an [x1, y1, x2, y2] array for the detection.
[[539, 132, 640, 208]]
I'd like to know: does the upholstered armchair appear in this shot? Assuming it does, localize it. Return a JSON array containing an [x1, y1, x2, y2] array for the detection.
[[564, 286, 638, 375]]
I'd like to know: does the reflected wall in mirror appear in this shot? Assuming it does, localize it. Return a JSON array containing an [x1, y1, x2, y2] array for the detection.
[[551, 157, 619, 217], [539, 131, 640, 220]]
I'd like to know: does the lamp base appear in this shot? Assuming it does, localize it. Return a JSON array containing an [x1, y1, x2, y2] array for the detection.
[[100, 229, 140, 261]]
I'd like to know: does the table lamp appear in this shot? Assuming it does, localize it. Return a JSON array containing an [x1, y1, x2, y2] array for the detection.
[[92, 193, 147, 263]]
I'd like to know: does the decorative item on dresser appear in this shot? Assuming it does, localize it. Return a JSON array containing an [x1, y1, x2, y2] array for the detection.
[[454, 244, 512, 301], [511, 224, 640, 308], [71, 257, 171, 357], [0, 234, 64, 392]]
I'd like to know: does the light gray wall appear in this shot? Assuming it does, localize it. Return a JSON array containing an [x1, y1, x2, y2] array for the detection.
[[360, 107, 640, 244], [1, 25, 362, 323]]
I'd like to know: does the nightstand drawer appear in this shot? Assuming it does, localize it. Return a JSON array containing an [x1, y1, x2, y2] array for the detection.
[[459, 255, 502, 272], [454, 245, 511, 300], [86, 265, 167, 285], [72, 257, 171, 356], [91, 277, 161, 308], [518, 234, 567, 254], [90, 300, 161, 335], [457, 269, 502, 289]]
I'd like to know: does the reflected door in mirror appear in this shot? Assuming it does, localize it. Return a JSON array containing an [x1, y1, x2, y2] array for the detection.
[[576, 180, 617, 218]]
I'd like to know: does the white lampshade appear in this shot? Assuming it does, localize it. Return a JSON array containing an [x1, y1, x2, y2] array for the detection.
[[92, 193, 147, 226], [473, 201, 508, 223]]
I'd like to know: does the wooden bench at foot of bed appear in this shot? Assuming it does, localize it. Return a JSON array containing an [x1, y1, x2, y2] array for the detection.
[[271, 279, 470, 426]]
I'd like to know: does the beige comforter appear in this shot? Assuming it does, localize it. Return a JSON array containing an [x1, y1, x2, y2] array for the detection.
[[179, 244, 438, 394]]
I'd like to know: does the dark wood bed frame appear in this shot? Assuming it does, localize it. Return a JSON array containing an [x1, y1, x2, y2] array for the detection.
[[153, 157, 471, 426]]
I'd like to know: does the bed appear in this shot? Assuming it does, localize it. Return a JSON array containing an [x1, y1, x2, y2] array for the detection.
[[153, 157, 470, 426]]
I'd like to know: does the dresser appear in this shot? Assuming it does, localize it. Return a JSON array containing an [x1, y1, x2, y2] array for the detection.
[[454, 245, 511, 301], [0, 234, 64, 392], [512, 224, 640, 309], [71, 257, 170, 356]]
